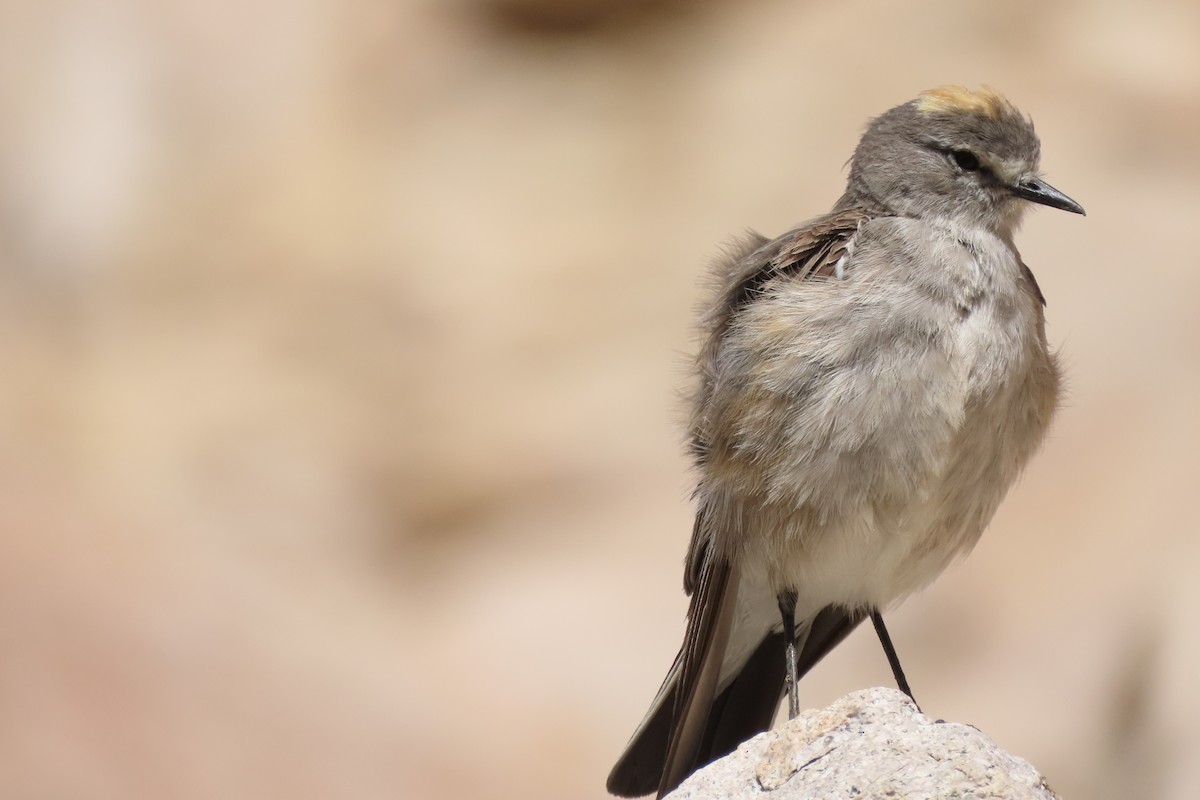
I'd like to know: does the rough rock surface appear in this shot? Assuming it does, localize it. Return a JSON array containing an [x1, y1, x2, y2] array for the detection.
[[667, 688, 1061, 799]]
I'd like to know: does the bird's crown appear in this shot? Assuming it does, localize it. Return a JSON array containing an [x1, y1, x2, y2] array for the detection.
[[915, 85, 1021, 122]]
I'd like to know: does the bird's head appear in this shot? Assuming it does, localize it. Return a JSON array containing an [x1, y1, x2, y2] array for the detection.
[[843, 86, 1084, 234]]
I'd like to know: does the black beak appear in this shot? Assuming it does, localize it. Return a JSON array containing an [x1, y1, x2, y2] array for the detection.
[[1012, 177, 1085, 216]]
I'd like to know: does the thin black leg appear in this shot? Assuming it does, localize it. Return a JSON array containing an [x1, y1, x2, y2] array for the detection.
[[870, 611, 919, 710], [777, 591, 800, 720]]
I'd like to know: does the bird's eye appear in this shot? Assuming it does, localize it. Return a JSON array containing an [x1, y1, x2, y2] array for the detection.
[[950, 149, 981, 172]]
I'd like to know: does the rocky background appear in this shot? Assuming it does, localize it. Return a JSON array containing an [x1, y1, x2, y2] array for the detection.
[[1, 1, 1198, 798]]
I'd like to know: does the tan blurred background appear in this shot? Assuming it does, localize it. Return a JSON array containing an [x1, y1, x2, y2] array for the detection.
[[0, 0, 1197, 798]]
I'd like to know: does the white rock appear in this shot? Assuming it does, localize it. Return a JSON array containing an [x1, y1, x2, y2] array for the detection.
[[667, 687, 1060, 799]]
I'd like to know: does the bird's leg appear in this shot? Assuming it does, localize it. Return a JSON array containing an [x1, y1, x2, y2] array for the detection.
[[870, 611, 920, 711], [777, 591, 800, 720]]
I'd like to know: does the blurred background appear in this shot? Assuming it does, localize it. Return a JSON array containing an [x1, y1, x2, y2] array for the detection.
[[0, 0, 1197, 798]]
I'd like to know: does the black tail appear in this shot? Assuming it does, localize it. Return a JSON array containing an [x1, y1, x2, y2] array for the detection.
[[607, 570, 865, 798]]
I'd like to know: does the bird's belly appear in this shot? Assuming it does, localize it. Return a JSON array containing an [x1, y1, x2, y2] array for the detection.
[[756, 327, 1041, 614], [764, 498, 970, 615]]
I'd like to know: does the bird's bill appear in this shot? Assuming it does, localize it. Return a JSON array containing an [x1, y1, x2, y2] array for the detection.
[[1012, 176, 1086, 215]]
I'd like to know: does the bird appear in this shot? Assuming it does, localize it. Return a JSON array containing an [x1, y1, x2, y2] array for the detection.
[[606, 86, 1084, 798]]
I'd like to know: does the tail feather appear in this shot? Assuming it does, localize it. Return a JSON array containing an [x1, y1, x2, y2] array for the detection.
[[607, 556, 735, 797], [604, 655, 682, 796], [607, 588, 866, 797], [696, 629, 786, 763], [656, 557, 736, 795]]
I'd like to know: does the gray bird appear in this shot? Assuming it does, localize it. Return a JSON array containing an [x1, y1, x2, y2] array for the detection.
[[607, 86, 1084, 798]]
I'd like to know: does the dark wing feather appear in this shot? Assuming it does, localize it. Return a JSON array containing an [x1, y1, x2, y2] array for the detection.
[[688, 206, 871, 571], [610, 205, 876, 798], [1019, 258, 1047, 306], [655, 552, 736, 796], [606, 542, 736, 797], [689, 208, 869, 474], [705, 208, 870, 348]]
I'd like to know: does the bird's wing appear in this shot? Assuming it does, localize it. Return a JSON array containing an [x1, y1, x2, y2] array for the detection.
[[686, 206, 872, 590], [608, 207, 876, 798], [607, 510, 736, 798], [696, 207, 871, 388], [656, 545, 736, 796]]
